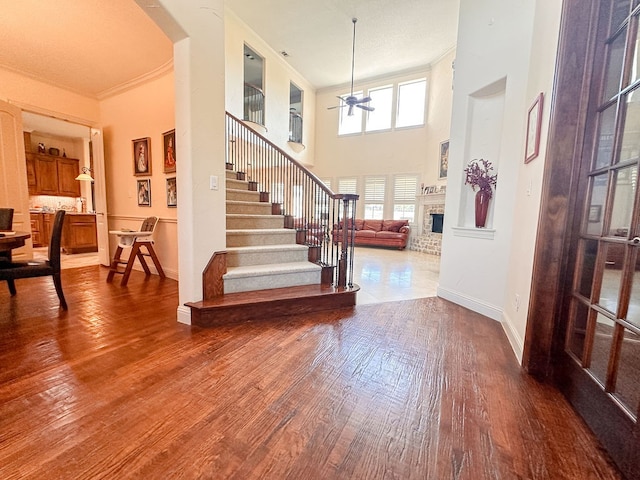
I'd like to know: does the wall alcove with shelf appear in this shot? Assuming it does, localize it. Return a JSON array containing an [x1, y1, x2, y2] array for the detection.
[[456, 77, 506, 238]]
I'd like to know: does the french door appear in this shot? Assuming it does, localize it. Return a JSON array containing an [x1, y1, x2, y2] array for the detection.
[[561, 1, 640, 477]]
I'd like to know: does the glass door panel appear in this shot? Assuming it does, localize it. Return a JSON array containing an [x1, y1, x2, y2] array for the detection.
[[614, 327, 640, 417], [587, 174, 609, 235], [608, 165, 637, 236], [627, 249, 640, 327], [594, 105, 617, 170], [599, 243, 626, 314], [567, 300, 590, 361], [588, 312, 616, 385], [603, 29, 628, 101], [577, 239, 598, 298], [618, 89, 640, 164]]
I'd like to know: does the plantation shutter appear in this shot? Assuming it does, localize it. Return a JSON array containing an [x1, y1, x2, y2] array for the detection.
[[365, 176, 386, 203]]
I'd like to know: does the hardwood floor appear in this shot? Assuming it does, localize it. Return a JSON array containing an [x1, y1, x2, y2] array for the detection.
[[0, 266, 622, 479]]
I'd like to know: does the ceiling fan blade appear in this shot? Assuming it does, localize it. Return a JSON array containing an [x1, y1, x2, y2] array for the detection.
[[357, 104, 375, 112], [355, 96, 372, 104], [327, 104, 347, 110]]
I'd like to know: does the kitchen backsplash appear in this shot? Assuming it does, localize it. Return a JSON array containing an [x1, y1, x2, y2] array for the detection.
[[30, 195, 83, 213]]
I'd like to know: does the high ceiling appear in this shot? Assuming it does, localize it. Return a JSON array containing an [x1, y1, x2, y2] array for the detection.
[[0, 0, 459, 101]]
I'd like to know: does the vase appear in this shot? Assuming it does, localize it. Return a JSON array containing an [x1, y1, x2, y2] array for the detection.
[[475, 190, 491, 228]]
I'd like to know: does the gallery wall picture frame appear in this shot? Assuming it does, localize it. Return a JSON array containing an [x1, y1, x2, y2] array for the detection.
[[133, 137, 152, 176], [166, 177, 177, 207], [439, 140, 449, 179], [163, 129, 176, 173], [137, 179, 151, 207], [525, 92, 544, 163]]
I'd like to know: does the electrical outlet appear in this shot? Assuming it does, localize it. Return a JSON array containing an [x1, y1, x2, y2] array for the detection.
[[515, 294, 520, 312], [210, 175, 218, 190]]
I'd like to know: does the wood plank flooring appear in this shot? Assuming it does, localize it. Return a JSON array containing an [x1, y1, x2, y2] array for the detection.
[[0, 266, 622, 479]]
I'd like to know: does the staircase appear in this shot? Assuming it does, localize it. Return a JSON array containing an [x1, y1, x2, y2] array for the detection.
[[224, 170, 322, 293], [185, 112, 360, 328]]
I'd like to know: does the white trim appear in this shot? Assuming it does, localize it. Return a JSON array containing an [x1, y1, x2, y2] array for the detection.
[[107, 214, 177, 224], [177, 305, 191, 325], [451, 226, 496, 240], [437, 286, 502, 321], [500, 311, 524, 365]]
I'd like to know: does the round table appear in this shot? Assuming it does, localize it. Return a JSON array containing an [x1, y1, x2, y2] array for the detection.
[[0, 231, 30, 252]]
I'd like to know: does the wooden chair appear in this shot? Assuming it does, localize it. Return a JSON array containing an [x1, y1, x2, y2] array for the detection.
[[0, 207, 14, 263], [0, 210, 67, 309], [107, 216, 165, 286]]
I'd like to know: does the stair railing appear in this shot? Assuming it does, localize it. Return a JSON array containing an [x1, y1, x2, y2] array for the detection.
[[226, 111, 358, 289], [288, 110, 303, 143], [243, 83, 265, 126]]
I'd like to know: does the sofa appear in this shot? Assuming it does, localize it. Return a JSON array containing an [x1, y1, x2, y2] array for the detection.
[[332, 219, 410, 250]]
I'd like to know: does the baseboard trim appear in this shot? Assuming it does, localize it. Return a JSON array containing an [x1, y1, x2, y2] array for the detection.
[[436, 286, 501, 321], [177, 305, 191, 325], [500, 311, 524, 365]]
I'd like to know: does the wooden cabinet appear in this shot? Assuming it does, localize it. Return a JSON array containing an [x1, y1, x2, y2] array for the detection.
[[57, 158, 81, 196], [26, 156, 37, 195], [30, 213, 44, 247], [30, 213, 55, 247], [26, 152, 81, 197], [62, 214, 97, 254]]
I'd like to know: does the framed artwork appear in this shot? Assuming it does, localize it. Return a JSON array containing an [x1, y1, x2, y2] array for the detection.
[[137, 179, 151, 206], [525, 93, 544, 163], [166, 177, 177, 207], [133, 137, 152, 175], [439, 140, 449, 179], [163, 129, 176, 173]]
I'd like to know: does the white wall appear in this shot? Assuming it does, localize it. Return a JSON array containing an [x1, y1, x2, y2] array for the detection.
[[224, 9, 316, 166], [501, 0, 563, 361], [427, 49, 456, 189], [100, 71, 178, 280], [438, 0, 563, 361]]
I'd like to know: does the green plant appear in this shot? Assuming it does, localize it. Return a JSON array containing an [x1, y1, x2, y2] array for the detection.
[[464, 158, 497, 198]]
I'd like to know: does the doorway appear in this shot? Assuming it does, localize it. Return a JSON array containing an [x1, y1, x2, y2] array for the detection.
[[527, 2, 640, 478]]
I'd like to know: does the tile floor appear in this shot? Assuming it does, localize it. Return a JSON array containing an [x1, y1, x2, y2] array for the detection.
[[35, 245, 441, 305], [352, 246, 440, 304]]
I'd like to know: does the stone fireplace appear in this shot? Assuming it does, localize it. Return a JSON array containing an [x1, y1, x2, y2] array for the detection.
[[410, 193, 446, 255]]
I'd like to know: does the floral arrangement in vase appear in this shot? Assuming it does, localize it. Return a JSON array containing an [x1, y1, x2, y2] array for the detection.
[[463, 158, 497, 227]]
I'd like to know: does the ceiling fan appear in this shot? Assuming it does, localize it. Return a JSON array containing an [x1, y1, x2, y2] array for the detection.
[[328, 18, 375, 116]]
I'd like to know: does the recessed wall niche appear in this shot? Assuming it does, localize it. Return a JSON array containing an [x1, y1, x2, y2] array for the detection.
[[459, 77, 506, 230]]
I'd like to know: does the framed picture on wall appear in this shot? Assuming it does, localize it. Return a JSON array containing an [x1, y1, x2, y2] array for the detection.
[[133, 137, 152, 176], [166, 177, 177, 207], [525, 93, 544, 163], [439, 140, 449, 179], [137, 179, 151, 206], [163, 129, 176, 173]]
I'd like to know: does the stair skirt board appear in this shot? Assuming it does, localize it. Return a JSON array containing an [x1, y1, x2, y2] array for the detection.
[[186, 284, 360, 328], [226, 244, 309, 267], [223, 262, 322, 293]]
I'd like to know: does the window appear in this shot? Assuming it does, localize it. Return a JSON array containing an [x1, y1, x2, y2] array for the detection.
[[393, 175, 418, 221], [364, 176, 386, 219], [338, 91, 363, 135], [366, 86, 393, 132], [396, 79, 426, 128], [338, 177, 358, 217], [337, 77, 427, 134]]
